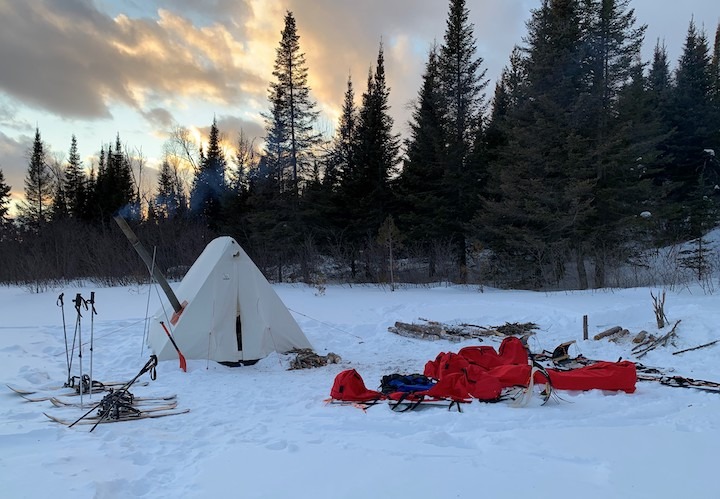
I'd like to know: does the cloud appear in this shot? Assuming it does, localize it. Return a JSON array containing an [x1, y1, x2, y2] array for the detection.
[[142, 107, 175, 129], [0, 131, 32, 197], [0, 0, 535, 155], [0, 0, 263, 121], [275, 0, 532, 134]]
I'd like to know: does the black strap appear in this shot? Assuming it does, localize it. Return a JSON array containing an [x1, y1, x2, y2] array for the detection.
[[389, 392, 425, 412]]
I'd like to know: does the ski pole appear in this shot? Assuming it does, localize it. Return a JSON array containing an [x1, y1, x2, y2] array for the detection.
[[72, 294, 87, 406], [57, 293, 71, 386], [159, 321, 187, 372], [141, 248, 158, 358], [87, 292, 97, 398]]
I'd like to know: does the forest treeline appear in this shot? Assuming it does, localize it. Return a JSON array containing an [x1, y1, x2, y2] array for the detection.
[[1, 0, 719, 291]]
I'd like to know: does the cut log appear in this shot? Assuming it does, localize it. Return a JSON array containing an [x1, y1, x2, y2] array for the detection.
[[594, 326, 622, 341], [632, 331, 648, 344]]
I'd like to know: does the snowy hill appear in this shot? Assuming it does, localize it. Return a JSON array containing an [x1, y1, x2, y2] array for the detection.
[[1, 282, 719, 498]]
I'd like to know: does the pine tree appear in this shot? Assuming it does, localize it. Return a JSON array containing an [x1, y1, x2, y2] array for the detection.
[[663, 20, 715, 238], [263, 11, 320, 200], [438, 0, 487, 164], [190, 118, 226, 226], [484, 46, 527, 162], [64, 135, 86, 219], [156, 159, 180, 219], [0, 167, 11, 227], [221, 130, 257, 234], [578, 0, 648, 287], [477, 0, 595, 288], [321, 74, 357, 235], [330, 74, 357, 192], [94, 136, 135, 220], [396, 45, 448, 260], [18, 128, 54, 229], [49, 154, 68, 221], [581, 0, 645, 135], [437, 0, 488, 270], [347, 43, 400, 244]]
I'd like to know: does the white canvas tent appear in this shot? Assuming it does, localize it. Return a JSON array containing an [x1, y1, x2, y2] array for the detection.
[[147, 237, 312, 364]]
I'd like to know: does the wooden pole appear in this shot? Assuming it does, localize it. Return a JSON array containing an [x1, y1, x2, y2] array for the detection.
[[583, 315, 588, 340]]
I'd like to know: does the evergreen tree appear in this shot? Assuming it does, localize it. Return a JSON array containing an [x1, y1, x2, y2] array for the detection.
[[263, 11, 320, 200], [156, 159, 181, 219], [64, 135, 86, 219], [709, 23, 720, 171], [330, 74, 358, 192], [190, 118, 226, 226], [437, 0, 489, 270], [321, 74, 357, 235], [484, 46, 527, 162], [221, 130, 257, 235], [396, 45, 449, 262], [647, 40, 674, 115], [664, 20, 716, 238], [49, 154, 68, 221], [712, 23, 720, 104], [581, 0, 645, 135], [579, 0, 648, 287], [18, 128, 54, 229], [0, 167, 11, 227], [94, 136, 135, 220], [477, 0, 595, 288], [347, 44, 400, 246]]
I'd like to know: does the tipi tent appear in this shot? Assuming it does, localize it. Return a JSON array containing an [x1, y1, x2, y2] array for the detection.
[[147, 237, 312, 364]]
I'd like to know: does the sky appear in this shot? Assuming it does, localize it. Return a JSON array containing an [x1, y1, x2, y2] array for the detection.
[[0, 0, 718, 209]]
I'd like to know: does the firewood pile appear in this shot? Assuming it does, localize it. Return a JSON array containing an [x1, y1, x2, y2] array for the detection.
[[632, 320, 681, 358], [288, 349, 342, 370], [592, 320, 682, 358], [388, 319, 539, 342]]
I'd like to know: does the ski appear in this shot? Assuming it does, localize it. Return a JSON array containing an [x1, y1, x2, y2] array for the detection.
[[50, 399, 178, 410], [44, 408, 190, 425], [638, 374, 720, 393], [7, 381, 149, 395], [49, 394, 177, 407], [9, 382, 150, 401]]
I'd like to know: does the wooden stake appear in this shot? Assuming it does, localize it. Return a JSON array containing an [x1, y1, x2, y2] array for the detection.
[[583, 315, 588, 340]]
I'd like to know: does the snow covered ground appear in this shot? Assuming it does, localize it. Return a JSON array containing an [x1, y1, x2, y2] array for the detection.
[[1, 281, 719, 498]]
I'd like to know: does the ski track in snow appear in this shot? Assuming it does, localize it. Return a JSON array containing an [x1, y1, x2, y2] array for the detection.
[[1, 283, 719, 498]]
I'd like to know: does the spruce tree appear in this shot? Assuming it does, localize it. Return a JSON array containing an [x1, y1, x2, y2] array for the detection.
[[579, 0, 648, 286], [94, 136, 135, 220], [437, 0, 488, 270], [221, 130, 256, 235], [711, 23, 720, 153], [49, 154, 68, 221], [484, 46, 527, 163], [0, 167, 11, 227], [322, 74, 357, 234], [18, 128, 54, 229], [478, 0, 595, 288], [190, 118, 226, 226], [396, 45, 448, 262], [156, 159, 180, 219], [348, 43, 400, 245], [64, 135, 86, 219], [664, 21, 715, 238], [331, 74, 358, 192], [263, 11, 320, 200]]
